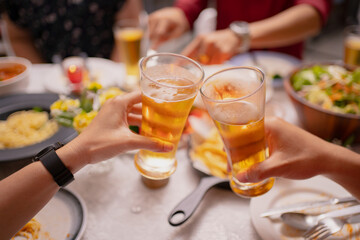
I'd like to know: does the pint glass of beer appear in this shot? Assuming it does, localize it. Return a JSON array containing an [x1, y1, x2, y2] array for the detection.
[[114, 19, 144, 90], [135, 53, 204, 180], [200, 66, 274, 197], [344, 25, 360, 66]]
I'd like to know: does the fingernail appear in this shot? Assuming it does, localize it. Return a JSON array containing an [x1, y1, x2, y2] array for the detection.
[[236, 172, 249, 183]]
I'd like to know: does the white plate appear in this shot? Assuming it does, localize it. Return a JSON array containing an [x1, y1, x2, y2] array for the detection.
[[43, 57, 125, 94], [15, 188, 87, 240], [229, 51, 301, 102], [250, 176, 360, 240]]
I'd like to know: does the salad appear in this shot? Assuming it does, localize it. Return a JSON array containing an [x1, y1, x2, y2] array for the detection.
[[291, 65, 360, 115]]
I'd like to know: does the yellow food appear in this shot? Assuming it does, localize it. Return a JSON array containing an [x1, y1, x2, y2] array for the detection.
[[73, 110, 98, 133], [190, 128, 228, 179], [11, 218, 41, 240], [0, 110, 58, 149]]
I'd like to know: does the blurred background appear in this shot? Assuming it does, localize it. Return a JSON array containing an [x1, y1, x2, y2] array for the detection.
[[0, 0, 358, 62]]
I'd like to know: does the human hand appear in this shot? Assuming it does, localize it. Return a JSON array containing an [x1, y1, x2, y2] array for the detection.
[[58, 91, 173, 172], [182, 29, 242, 65], [148, 7, 190, 49], [236, 117, 331, 183]]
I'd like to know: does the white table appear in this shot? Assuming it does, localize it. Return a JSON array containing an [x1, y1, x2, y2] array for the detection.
[[25, 62, 299, 240]]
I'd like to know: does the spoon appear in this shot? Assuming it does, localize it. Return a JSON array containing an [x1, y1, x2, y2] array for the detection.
[[281, 204, 360, 230]]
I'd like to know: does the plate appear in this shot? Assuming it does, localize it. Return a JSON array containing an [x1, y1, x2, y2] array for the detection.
[[0, 93, 77, 162], [43, 57, 125, 94], [229, 51, 301, 102], [14, 188, 87, 240], [250, 176, 360, 240], [229, 51, 301, 76]]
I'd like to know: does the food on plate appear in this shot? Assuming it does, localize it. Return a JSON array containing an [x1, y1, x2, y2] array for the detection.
[[0, 110, 58, 149], [291, 65, 360, 115], [0, 63, 26, 81], [187, 108, 228, 178], [190, 128, 228, 179], [11, 218, 41, 240], [51, 82, 125, 132]]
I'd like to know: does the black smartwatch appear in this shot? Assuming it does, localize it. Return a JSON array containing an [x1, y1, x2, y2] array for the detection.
[[33, 142, 74, 187]]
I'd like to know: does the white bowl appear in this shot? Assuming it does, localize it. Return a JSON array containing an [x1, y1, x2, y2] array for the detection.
[[0, 56, 31, 96]]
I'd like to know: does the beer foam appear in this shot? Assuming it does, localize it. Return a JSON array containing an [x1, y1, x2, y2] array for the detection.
[[211, 101, 260, 125], [346, 36, 360, 49], [204, 77, 260, 100], [142, 78, 196, 102]]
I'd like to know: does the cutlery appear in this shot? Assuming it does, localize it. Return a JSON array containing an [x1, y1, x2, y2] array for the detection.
[[303, 217, 346, 240], [281, 204, 360, 230], [261, 196, 358, 217]]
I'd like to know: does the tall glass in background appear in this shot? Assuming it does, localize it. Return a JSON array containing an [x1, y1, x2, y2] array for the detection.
[[114, 19, 144, 90], [344, 25, 360, 66], [135, 53, 204, 180], [200, 66, 274, 198]]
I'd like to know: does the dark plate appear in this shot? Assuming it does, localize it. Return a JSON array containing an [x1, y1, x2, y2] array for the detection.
[[0, 93, 78, 163]]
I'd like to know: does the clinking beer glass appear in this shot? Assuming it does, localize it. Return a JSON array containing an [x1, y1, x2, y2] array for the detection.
[[135, 53, 204, 180], [200, 66, 274, 197]]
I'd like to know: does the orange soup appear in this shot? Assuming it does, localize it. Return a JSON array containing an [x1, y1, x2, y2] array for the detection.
[[0, 63, 26, 81]]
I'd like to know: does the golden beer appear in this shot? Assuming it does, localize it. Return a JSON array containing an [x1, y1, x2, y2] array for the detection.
[[135, 78, 197, 179], [115, 28, 143, 88], [344, 36, 360, 66], [201, 66, 273, 197], [213, 102, 274, 197]]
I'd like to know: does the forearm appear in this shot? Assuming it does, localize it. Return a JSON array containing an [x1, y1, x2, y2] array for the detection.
[[0, 140, 87, 239], [0, 162, 58, 239], [249, 4, 321, 49], [322, 145, 360, 200]]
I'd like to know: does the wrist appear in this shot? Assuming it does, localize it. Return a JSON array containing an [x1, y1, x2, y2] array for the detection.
[[229, 21, 250, 53], [56, 137, 89, 174]]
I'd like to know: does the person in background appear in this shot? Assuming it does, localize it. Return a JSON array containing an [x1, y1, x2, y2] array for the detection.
[[0, 91, 173, 239], [3, 0, 142, 63], [237, 117, 360, 200], [149, 0, 331, 64]]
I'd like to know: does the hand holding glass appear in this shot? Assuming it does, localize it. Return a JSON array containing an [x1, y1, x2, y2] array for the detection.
[[135, 53, 204, 180], [200, 66, 274, 197]]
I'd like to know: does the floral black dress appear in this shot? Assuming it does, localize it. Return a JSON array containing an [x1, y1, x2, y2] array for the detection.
[[5, 0, 125, 62]]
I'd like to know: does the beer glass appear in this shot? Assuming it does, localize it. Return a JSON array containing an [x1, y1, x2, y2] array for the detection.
[[114, 19, 144, 90], [200, 66, 274, 198], [344, 25, 360, 66], [135, 53, 204, 180]]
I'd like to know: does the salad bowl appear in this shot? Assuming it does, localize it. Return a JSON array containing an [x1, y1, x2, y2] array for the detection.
[[284, 62, 360, 144]]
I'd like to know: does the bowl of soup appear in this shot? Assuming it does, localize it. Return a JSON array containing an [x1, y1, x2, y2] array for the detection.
[[0, 57, 31, 95]]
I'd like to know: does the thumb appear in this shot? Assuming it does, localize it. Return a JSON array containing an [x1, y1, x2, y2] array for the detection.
[[236, 158, 274, 183], [131, 134, 174, 152]]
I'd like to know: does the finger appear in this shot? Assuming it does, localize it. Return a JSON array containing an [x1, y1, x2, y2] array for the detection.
[[151, 21, 171, 49], [120, 90, 142, 107], [148, 16, 158, 40], [129, 103, 142, 114], [236, 156, 278, 183], [181, 36, 202, 60], [127, 114, 142, 127], [131, 134, 174, 152]]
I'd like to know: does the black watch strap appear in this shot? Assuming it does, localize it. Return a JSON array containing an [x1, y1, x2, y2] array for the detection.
[[33, 142, 74, 187]]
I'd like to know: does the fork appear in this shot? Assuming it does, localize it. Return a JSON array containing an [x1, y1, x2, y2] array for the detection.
[[303, 217, 346, 240]]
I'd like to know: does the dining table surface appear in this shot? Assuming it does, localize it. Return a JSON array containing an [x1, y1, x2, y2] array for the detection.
[[8, 56, 359, 240]]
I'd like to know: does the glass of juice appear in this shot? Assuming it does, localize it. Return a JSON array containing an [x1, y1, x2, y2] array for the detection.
[[344, 25, 360, 67], [114, 19, 144, 90], [135, 53, 204, 180], [200, 66, 274, 198]]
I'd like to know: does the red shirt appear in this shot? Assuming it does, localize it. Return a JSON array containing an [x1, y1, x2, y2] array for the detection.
[[175, 0, 331, 59]]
